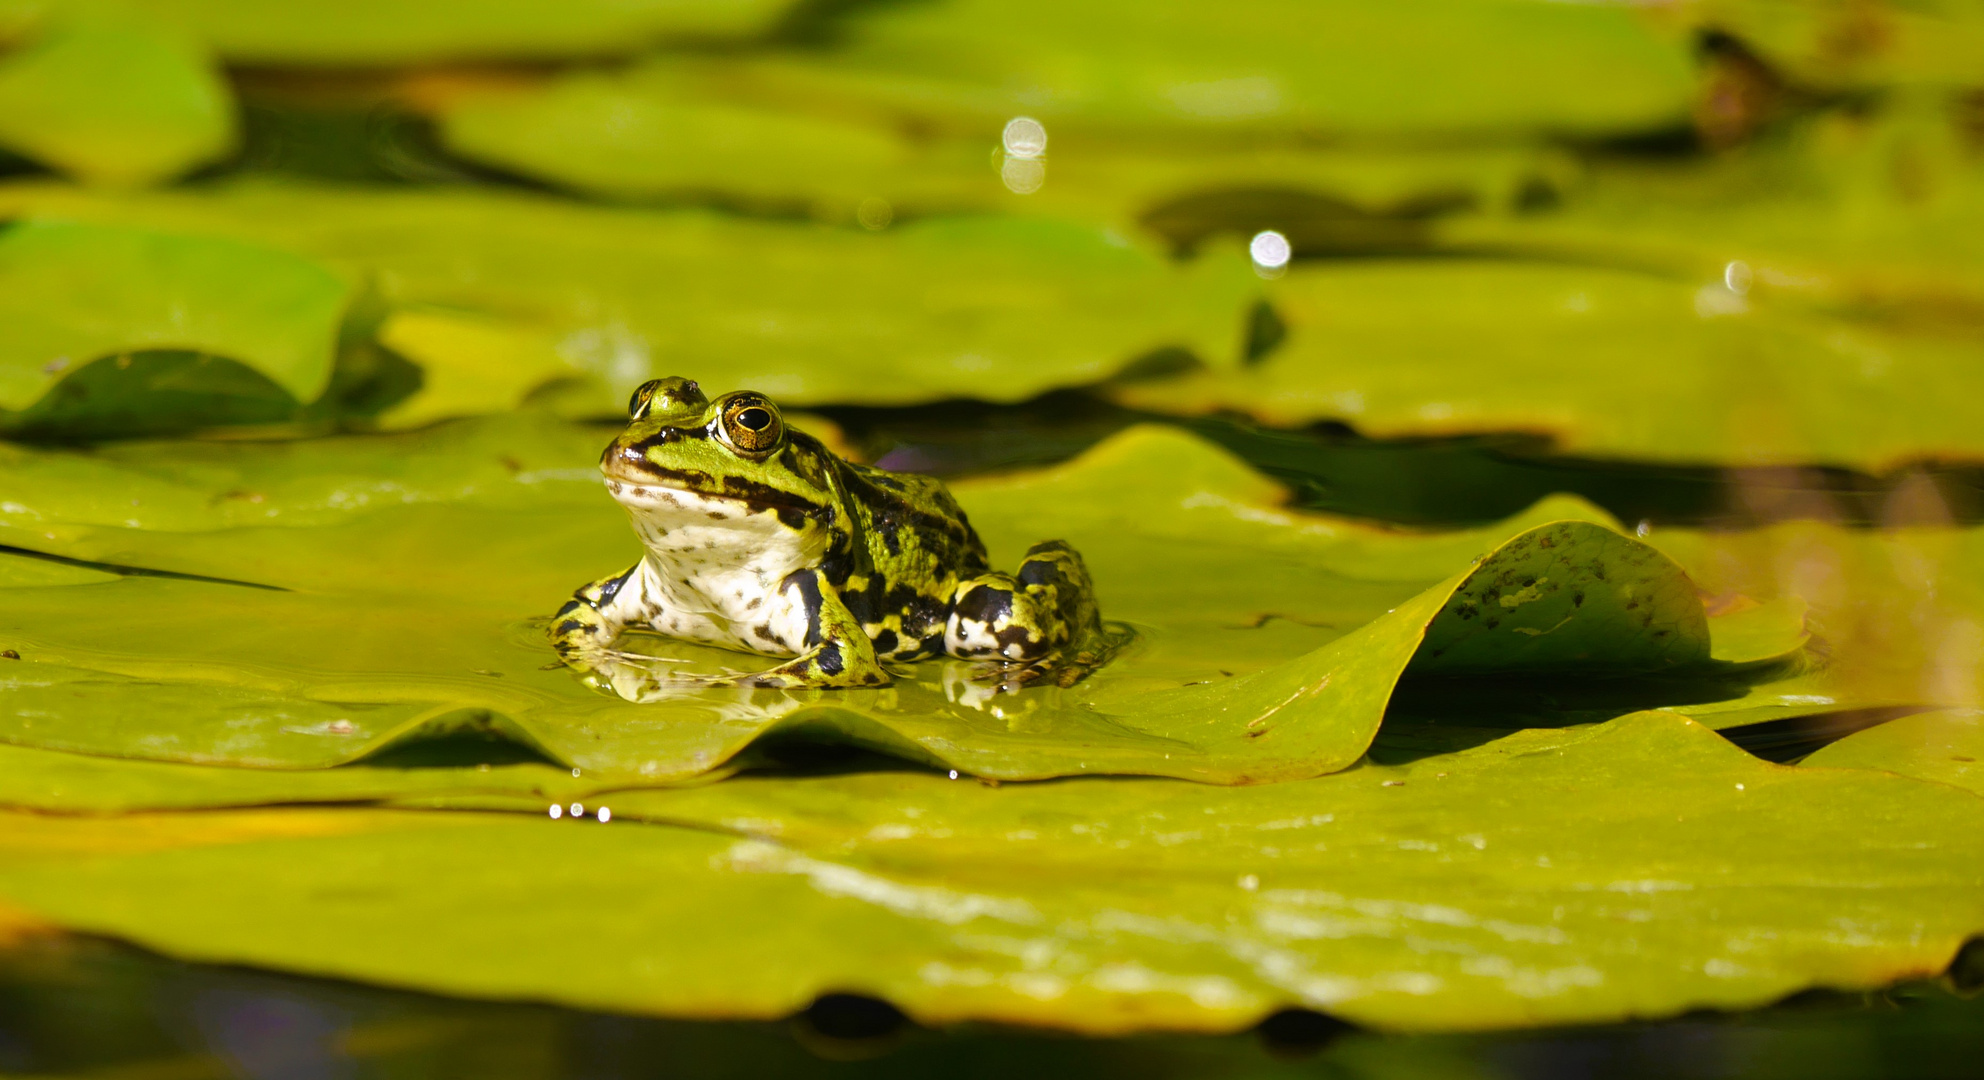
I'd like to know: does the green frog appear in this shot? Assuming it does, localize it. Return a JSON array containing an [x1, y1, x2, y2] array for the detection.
[[551, 377, 1108, 691]]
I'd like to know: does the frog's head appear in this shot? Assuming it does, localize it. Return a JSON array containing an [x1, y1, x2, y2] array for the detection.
[[599, 376, 834, 528]]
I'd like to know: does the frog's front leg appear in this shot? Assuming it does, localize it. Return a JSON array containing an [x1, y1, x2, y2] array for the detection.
[[732, 569, 891, 689], [947, 540, 1108, 686], [549, 561, 656, 668]]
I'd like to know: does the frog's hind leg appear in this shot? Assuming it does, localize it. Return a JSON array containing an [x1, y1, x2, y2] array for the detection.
[[946, 540, 1108, 686], [678, 569, 890, 690]]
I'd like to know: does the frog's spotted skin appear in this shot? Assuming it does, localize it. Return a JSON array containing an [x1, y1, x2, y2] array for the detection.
[[551, 376, 1109, 692]]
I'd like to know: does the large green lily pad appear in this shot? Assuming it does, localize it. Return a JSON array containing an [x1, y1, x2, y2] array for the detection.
[[32, 0, 798, 64], [0, 421, 1802, 784], [1446, 101, 1984, 326], [0, 6, 233, 186], [737, 0, 1697, 139], [1110, 257, 1984, 469], [434, 56, 1571, 225], [0, 219, 350, 414], [1, 712, 1979, 1033], [0, 180, 1255, 418], [1802, 708, 1984, 794]]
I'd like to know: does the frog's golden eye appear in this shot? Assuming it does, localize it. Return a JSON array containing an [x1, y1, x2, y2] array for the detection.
[[719, 396, 783, 453]]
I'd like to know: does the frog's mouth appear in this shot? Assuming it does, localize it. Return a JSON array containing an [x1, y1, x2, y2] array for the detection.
[[601, 458, 823, 524]]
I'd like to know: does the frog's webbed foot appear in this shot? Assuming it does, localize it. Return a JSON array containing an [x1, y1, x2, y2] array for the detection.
[[550, 564, 649, 669], [945, 540, 1111, 688]]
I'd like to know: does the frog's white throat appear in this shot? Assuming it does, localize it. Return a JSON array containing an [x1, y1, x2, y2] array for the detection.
[[604, 477, 827, 647]]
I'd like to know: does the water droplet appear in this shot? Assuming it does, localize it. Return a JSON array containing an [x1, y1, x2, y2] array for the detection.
[[570, 803, 584, 817], [1635, 520, 1651, 538], [1001, 156, 1045, 194], [1249, 230, 1291, 278], [548, 804, 562, 819], [856, 197, 893, 230], [1002, 117, 1047, 159], [948, 770, 959, 780], [571, 768, 581, 778], [1723, 260, 1753, 295], [597, 806, 611, 823]]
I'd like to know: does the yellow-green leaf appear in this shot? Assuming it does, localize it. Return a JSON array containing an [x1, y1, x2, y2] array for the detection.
[[0, 7, 233, 186], [1, 713, 1979, 1033], [0, 220, 350, 412]]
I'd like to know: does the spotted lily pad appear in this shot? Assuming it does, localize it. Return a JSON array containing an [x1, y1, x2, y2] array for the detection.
[[0, 6, 233, 186], [0, 421, 1797, 784], [0, 180, 1256, 417], [1110, 258, 1984, 469], [1, 712, 1979, 1033]]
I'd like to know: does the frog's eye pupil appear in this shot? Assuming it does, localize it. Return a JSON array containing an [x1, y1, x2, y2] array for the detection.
[[736, 407, 772, 432]]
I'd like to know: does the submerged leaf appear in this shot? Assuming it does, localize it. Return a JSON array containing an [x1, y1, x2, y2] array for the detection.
[[1, 713, 1980, 1033], [0, 422, 1805, 783], [0, 220, 349, 414], [0, 7, 233, 186]]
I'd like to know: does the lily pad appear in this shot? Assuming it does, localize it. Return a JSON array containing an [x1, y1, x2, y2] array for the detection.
[[0, 220, 350, 415], [1444, 101, 1984, 326], [0, 180, 1256, 416], [433, 56, 1573, 226], [1647, 520, 1984, 714], [1802, 708, 1984, 794], [0, 420, 1797, 784], [32, 0, 799, 64], [1, 712, 1980, 1033], [1696, 1, 1984, 92], [0, 6, 233, 186], [1109, 258, 1984, 469], [738, 0, 1697, 139]]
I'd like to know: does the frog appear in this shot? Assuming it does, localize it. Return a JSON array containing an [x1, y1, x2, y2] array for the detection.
[[550, 376, 1110, 692]]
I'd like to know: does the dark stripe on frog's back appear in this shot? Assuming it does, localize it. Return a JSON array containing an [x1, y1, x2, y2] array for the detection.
[[835, 457, 988, 576]]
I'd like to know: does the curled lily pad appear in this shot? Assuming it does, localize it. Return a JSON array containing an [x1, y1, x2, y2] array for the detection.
[[1, 713, 1980, 1033], [32, 0, 799, 64], [1110, 258, 1984, 469], [0, 7, 233, 186], [0, 422, 1803, 783], [0, 220, 350, 417], [0, 180, 1256, 414]]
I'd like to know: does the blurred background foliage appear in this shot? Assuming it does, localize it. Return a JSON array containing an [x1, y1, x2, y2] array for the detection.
[[0, 0, 1976, 503]]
